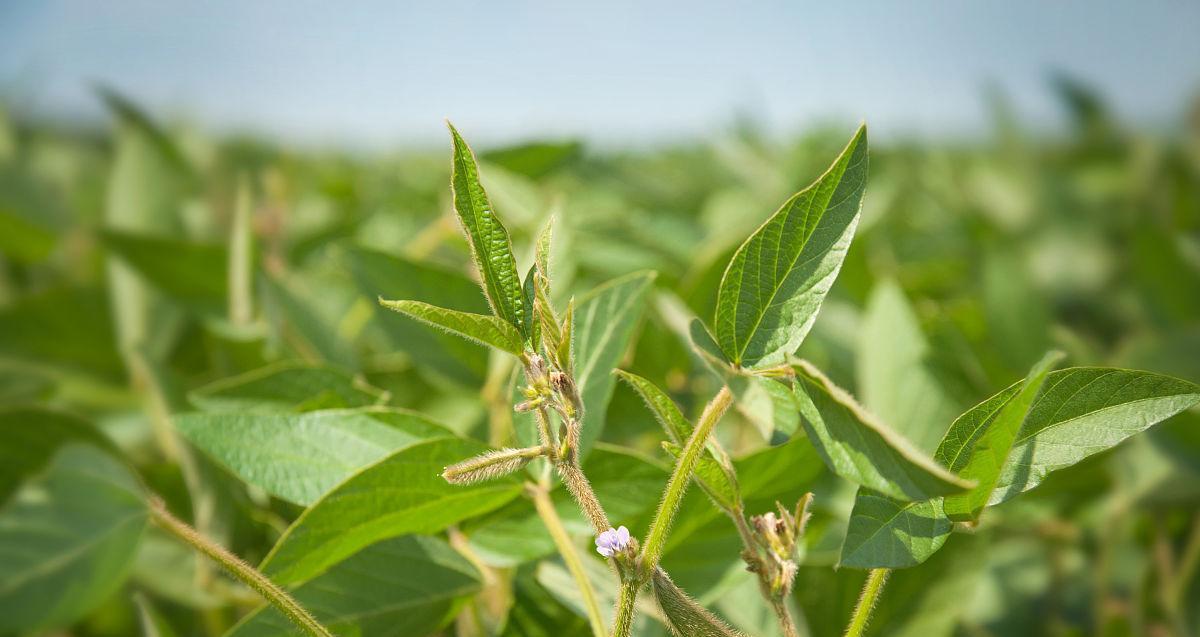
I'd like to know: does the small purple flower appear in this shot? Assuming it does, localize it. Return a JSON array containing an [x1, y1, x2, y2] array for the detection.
[[595, 526, 631, 557]]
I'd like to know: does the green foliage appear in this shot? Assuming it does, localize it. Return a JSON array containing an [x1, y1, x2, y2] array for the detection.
[[379, 298, 526, 355]]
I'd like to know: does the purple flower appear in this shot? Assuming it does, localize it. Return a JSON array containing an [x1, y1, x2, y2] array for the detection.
[[595, 526, 631, 557]]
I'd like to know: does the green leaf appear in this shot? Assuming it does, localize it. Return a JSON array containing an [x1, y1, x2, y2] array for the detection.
[[839, 492, 951, 569], [0, 407, 115, 504], [0, 208, 56, 263], [791, 360, 973, 501], [0, 444, 148, 633], [344, 246, 490, 385], [260, 437, 523, 585], [0, 287, 125, 381], [985, 367, 1200, 504], [175, 407, 450, 506], [379, 298, 526, 355], [662, 442, 739, 513], [229, 536, 478, 637], [714, 125, 868, 369], [102, 229, 228, 314], [448, 123, 526, 334], [857, 280, 961, 452], [651, 568, 746, 637], [189, 361, 389, 413], [940, 351, 1063, 521]]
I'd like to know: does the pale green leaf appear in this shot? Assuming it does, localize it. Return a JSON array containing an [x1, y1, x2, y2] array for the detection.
[[941, 351, 1062, 521], [448, 123, 525, 334], [260, 437, 523, 585], [839, 492, 950, 569], [189, 361, 389, 413], [714, 125, 868, 369], [229, 536, 478, 637], [175, 407, 450, 506], [791, 360, 973, 501], [379, 298, 525, 355], [0, 444, 147, 633]]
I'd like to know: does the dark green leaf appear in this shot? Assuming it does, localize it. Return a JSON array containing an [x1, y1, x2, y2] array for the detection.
[[839, 492, 950, 569], [102, 229, 228, 313]]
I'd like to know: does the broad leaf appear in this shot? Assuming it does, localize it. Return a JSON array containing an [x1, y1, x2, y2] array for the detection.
[[261, 437, 523, 585], [102, 229, 228, 314], [714, 125, 867, 369], [176, 408, 450, 506], [839, 492, 950, 569], [448, 123, 526, 334], [229, 536, 478, 637], [857, 280, 961, 452], [0, 444, 147, 633], [189, 361, 388, 412], [987, 367, 1200, 504], [379, 298, 525, 355], [941, 351, 1062, 521], [791, 361, 973, 501]]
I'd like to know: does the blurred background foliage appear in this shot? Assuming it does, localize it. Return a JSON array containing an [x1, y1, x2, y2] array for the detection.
[[0, 78, 1199, 637]]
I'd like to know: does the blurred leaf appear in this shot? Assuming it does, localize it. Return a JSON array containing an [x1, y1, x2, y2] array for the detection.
[[791, 360, 972, 501], [176, 407, 450, 506], [189, 361, 388, 412], [378, 299, 525, 355], [483, 140, 582, 179], [0, 443, 147, 633], [0, 407, 115, 504], [260, 437, 522, 585], [229, 536, 477, 637], [102, 229, 228, 313], [0, 208, 56, 263], [714, 125, 867, 369], [448, 123, 526, 335], [0, 287, 125, 381], [858, 280, 960, 452]]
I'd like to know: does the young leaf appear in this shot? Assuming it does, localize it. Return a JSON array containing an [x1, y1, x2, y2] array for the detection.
[[175, 408, 450, 506], [839, 492, 951, 569], [987, 367, 1200, 504], [229, 536, 479, 637], [378, 298, 525, 355], [188, 361, 389, 413], [652, 568, 747, 637], [0, 444, 147, 633], [260, 437, 523, 586], [448, 122, 526, 334], [940, 351, 1063, 521], [714, 125, 868, 369], [791, 360, 973, 501]]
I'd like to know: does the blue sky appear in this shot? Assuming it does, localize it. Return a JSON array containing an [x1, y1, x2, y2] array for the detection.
[[2, 1, 1198, 147]]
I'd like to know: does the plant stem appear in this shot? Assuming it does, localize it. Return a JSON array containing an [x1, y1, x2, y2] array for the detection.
[[844, 568, 890, 637], [771, 596, 801, 637], [612, 579, 639, 637], [640, 386, 733, 571], [148, 497, 335, 637], [530, 483, 609, 637]]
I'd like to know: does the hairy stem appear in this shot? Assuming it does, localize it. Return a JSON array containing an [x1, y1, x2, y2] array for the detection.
[[640, 386, 733, 571], [844, 568, 890, 637], [612, 579, 639, 637], [771, 596, 800, 637], [530, 482, 609, 637], [149, 498, 334, 637]]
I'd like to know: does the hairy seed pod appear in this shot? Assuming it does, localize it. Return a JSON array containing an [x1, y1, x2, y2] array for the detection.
[[652, 568, 747, 637], [442, 446, 546, 485]]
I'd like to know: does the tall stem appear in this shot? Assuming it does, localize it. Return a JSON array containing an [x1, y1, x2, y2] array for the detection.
[[530, 483, 609, 637], [611, 579, 639, 637], [844, 568, 890, 637], [640, 386, 733, 571], [149, 498, 334, 637]]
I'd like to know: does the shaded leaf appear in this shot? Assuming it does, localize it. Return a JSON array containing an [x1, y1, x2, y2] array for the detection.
[[839, 492, 950, 569], [189, 361, 388, 413]]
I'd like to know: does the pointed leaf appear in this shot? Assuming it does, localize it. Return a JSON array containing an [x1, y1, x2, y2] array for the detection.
[[714, 125, 868, 369], [229, 536, 478, 637], [791, 361, 973, 501], [260, 437, 523, 585], [379, 298, 525, 355], [941, 351, 1063, 521], [448, 123, 525, 333], [615, 369, 692, 444], [175, 408, 450, 506]]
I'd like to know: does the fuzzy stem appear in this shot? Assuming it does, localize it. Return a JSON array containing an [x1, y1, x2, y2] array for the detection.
[[844, 568, 890, 637], [771, 596, 800, 637], [640, 386, 733, 572], [149, 498, 334, 637], [611, 579, 639, 637], [530, 483, 608, 637]]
